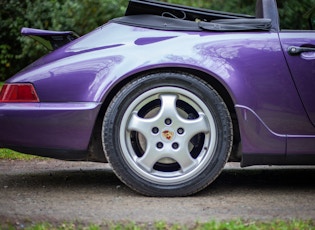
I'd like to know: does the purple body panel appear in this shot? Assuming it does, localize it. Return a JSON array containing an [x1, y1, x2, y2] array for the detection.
[[1, 20, 315, 163], [0, 102, 101, 150]]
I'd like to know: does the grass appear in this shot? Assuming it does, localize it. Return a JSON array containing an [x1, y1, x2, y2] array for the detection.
[[0, 219, 314, 230], [0, 148, 42, 160]]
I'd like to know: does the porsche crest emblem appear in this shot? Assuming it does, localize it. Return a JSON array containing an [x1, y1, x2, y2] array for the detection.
[[162, 130, 174, 141]]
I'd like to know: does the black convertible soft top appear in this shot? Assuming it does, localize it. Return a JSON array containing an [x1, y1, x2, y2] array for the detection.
[[112, 0, 272, 32], [125, 0, 254, 21]]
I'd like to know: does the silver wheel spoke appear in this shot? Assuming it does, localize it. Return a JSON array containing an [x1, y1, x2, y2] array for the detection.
[[158, 94, 179, 119], [181, 114, 210, 139], [173, 149, 198, 173], [136, 148, 173, 173], [136, 150, 160, 172], [128, 112, 154, 136]]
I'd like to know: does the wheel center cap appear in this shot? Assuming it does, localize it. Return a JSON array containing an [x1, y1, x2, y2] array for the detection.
[[162, 129, 175, 141]]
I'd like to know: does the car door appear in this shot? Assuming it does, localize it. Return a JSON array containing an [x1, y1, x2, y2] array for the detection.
[[279, 31, 315, 157], [279, 31, 315, 127]]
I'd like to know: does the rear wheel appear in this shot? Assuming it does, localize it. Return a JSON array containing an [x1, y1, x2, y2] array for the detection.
[[102, 72, 233, 196]]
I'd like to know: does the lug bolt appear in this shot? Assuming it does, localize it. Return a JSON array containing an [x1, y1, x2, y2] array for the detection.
[[165, 118, 172, 125], [177, 128, 184, 135], [156, 142, 164, 149], [152, 127, 159, 134], [172, 142, 179, 149]]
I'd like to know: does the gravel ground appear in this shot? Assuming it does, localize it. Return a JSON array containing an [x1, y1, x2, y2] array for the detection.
[[0, 160, 314, 226]]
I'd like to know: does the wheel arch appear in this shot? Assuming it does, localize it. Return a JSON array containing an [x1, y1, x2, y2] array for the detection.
[[87, 67, 241, 162]]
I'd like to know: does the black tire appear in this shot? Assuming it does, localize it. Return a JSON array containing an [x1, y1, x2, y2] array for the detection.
[[102, 72, 233, 196]]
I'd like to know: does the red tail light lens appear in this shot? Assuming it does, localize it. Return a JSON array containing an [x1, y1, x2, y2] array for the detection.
[[0, 83, 39, 102]]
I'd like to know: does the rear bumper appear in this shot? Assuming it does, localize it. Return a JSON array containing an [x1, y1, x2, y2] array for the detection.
[[0, 102, 101, 152]]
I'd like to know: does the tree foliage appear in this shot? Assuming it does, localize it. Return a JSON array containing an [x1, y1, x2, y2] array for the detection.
[[277, 0, 315, 30], [1, 0, 315, 81]]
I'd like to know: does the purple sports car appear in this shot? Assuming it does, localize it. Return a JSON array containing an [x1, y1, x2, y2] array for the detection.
[[1, 0, 315, 196]]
